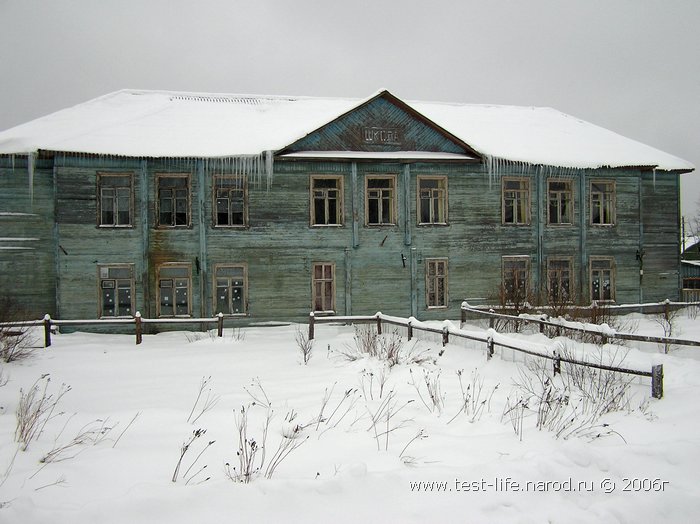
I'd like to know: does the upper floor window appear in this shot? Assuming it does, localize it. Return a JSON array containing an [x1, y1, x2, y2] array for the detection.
[[590, 257, 615, 302], [157, 263, 191, 317], [502, 256, 530, 303], [311, 175, 343, 226], [502, 178, 530, 225], [425, 258, 448, 308], [214, 175, 247, 227], [157, 174, 190, 227], [590, 180, 615, 226], [98, 264, 134, 317], [548, 179, 573, 225], [418, 176, 448, 225], [98, 173, 133, 227], [214, 264, 247, 315], [366, 175, 396, 226]]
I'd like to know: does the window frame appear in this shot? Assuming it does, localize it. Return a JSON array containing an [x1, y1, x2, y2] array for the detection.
[[425, 258, 449, 309], [213, 175, 248, 228], [502, 177, 531, 225], [589, 179, 616, 226], [546, 257, 574, 304], [310, 175, 344, 227], [156, 173, 192, 228], [97, 264, 135, 318], [213, 263, 248, 316], [311, 262, 336, 314], [365, 174, 397, 226], [97, 172, 134, 228], [501, 256, 531, 303], [417, 176, 448, 226], [547, 179, 574, 226], [156, 263, 192, 317], [589, 256, 616, 303]]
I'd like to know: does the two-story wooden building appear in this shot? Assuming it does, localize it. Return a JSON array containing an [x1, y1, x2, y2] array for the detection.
[[0, 89, 694, 324]]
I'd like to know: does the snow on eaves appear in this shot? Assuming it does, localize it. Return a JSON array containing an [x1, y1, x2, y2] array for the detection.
[[0, 88, 694, 172]]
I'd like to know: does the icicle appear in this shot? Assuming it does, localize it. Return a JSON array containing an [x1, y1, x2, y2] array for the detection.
[[652, 167, 656, 190], [265, 150, 274, 191], [28, 151, 36, 210]]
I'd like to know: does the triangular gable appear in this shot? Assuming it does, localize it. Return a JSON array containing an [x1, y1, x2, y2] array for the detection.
[[276, 90, 482, 160]]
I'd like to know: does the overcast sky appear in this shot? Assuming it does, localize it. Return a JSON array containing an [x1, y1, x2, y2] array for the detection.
[[1, 0, 698, 218]]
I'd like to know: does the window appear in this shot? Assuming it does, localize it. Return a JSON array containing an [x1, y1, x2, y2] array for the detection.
[[214, 176, 247, 227], [214, 265, 247, 315], [425, 259, 448, 308], [590, 257, 615, 302], [547, 180, 573, 225], [590, 181, 615, 225], [683, 278, 700, 290], [366, 176, 396, 225], [98, 174, 132, 226], [311, 176, 343, 226], [312, 263, 335, 312], [502, 256, 530, 303], [547, 258, 573, 303], [157, 264, 191, 316], [98, 265, 134, 317], [418, 177, 448, 225], [157, 174, 190, 227], [502, 178, 530, 225]]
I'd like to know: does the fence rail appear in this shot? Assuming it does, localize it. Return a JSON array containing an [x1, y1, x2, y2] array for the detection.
[[460, 302, 700, 349], [308, 311, 664, 399]]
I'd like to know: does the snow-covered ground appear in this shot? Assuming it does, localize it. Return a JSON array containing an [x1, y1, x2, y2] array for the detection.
[[1, 312, 700, 523]]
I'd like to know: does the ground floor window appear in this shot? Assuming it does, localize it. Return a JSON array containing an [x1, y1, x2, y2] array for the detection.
[[425, 258, 448, 308], [502, 256, 530, 303], [547, 258, 573, 303], [98, 265, 134, 317], [683, 277, 700, 289], [157, 264, 191, 316], [590, 257, 615, 302], [312, 263, 335, 312], [214, 264, 247, 315]]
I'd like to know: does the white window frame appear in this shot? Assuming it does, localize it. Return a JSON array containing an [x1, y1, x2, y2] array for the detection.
[[547, 179, 574, 225], [365, 175, 397, 226], [590, 180, 616, 226], [97, 173, 134, 227], [156, 263, 192, 317], [417, 176, 448, 225], [97, 264, 135, 318], [310, 175, 344, 226], [502, 177, 531, 225], [589, 257, 615, 303], [213, 263, 248, 316], [213, 175, 247, 228], [156, 173, 191, 228]]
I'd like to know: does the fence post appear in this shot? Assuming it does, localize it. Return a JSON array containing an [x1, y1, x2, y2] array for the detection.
[[43, 314, 52, 347], [407, 321, 413, 341], [553, 354, 561, 375], [376, 314, 382, 335], [539, 314, 547, 334], [217, 312, 224, 338], [460, 306, 466, 329], [442, 326, 449, 347], [651, 364, 663, 399], [308, 312, 315, 340], [488, 308, 495, 330], [486, 336, 494, 360], [135, 312, 142, 345]]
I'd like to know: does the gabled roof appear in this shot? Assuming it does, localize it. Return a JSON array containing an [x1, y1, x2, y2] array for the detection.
[[0, 88, 693, 172]]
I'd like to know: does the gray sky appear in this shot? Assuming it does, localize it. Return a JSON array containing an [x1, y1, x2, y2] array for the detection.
[[1, 0, 698, 218]]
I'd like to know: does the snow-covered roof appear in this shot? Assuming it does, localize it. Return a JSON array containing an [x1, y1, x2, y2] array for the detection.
[[0, 89, 693, 172]]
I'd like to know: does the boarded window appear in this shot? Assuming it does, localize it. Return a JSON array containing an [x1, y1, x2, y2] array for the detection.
[[311, 176, 343, 226], [214, 265, 247, 315], [158, 264, 191, 316], [426, 258, 448, 308], [98, 174, 132, 226], [158, 175, 190, 227], [418, 177, 447, 224], [214, 176, 246, 227], [548, 180, 573, 225], [366, 176, 396, 225], [502, 178, 530, 225], [590, 258, 615, 302], [312, 263, 335, 312], [547, 258, 573, 303], [590, 181, 615, 225], [99, 265, 134, 317]]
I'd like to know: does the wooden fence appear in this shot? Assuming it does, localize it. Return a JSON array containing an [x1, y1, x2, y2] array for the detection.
[[0, 312, 228, 347], [308, 311, 665, 399]]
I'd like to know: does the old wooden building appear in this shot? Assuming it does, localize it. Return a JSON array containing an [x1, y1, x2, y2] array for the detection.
[[0, 90, 694, 324]]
